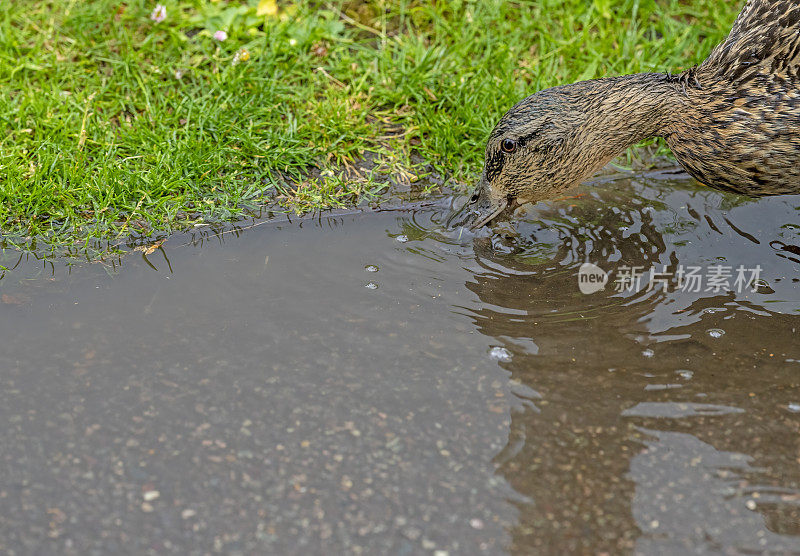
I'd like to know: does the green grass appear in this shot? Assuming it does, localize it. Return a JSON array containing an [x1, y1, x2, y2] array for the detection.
[[0, 0, 743, 246]]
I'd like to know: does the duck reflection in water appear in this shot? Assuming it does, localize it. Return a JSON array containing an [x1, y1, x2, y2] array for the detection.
[[421, 175, 800, 552]]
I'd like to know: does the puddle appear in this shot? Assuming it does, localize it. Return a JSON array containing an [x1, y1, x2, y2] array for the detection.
[[1, 170, 799, 553]]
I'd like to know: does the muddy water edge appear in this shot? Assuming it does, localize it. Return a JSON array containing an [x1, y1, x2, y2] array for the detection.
[[1, 170, 799, 554]]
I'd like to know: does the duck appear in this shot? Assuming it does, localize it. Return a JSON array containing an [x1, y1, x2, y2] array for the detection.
[[450, 0, 800, 230]]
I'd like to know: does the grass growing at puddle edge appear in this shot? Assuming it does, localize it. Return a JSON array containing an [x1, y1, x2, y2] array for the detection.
[[1, 0, 741, 247]]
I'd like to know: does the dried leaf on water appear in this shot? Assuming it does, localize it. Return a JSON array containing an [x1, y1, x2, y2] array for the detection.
[[133, 239, 166, 255]]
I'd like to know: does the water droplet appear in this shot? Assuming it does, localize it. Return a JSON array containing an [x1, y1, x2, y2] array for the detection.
[[642, 349, 654, 358], [488, 347, 512, 362], [364, 282, 378, 290], [676, 370, 694, 380], [364, 265, 379, 272], [143, 490, 160, 501], [396, 235, 408, 243], [707, 328, 725, 338], [788, 403, 800, 413]]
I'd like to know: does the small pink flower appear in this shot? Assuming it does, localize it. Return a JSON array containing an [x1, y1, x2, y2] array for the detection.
[[213, 30, 228, 41], [150, 4, 167, 23]]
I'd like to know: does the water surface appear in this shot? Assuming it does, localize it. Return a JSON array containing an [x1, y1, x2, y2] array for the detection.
[[1, 171, 799, 554]]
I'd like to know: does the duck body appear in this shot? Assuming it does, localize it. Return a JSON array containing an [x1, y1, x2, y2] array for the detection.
[[451, 0, 800, 230], [669, 0, 800, 195]]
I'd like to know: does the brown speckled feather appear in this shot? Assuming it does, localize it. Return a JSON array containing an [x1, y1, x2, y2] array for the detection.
[[667, 0, 800, 195], [702, 0, 800, 82]]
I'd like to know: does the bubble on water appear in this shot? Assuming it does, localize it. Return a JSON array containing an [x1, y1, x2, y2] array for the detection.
[[676, 370, 694, 380], [364, 265, 379, 273], [396, 235, 409, 243], [488, 347, 512, 362], [788, 403, 800, 413], [644, 383, 683, 391], [707, 328, 725, 338], [364, 282, 378, 290], [642, 349, 655, 358], [702, 307, 724, 314]]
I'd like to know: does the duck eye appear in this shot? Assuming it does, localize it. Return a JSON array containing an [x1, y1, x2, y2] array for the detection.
[[501, 138, 516, 153], [469, 192, 479, 203]]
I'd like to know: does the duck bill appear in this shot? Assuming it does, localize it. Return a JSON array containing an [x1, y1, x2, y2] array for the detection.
[[446, 181, 514, 230]]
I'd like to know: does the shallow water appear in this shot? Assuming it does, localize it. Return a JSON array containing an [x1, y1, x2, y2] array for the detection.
[[1, 170, 799, 554]]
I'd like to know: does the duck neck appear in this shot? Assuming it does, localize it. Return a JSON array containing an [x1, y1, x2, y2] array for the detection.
[[575, 72, 681, 164]]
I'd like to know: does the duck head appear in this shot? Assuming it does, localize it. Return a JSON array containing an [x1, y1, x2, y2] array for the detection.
[[448, 83, 625, 230]]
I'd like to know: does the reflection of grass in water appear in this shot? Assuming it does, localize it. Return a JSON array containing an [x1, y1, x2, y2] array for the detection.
[[2, 0, 740, 246]]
